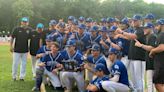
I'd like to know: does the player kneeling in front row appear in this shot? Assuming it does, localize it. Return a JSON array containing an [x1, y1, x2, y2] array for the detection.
[[32, 42, 63, 91], [102, 48, 130, 92], [86, 63, 109, 92]]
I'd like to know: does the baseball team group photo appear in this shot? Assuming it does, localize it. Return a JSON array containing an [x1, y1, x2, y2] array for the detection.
[[0, 0, 164, 92]]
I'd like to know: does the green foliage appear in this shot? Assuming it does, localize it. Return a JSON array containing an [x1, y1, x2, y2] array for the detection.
[[0, 0, 164, 33]]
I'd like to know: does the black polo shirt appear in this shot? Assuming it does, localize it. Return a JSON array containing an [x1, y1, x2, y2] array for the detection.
[[128, 27, 146, 61], [145, 34, 157, 62], [11, 26, 32, 53], [29, 30, 43, 56], [154, 32, 164, 70]]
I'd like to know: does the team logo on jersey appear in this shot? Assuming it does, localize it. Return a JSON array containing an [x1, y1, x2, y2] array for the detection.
[[114, 64, 119, 69]]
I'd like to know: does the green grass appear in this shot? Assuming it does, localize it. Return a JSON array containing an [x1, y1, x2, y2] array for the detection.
[[0, 45, 149, 92], [0, 45, 59, 92]]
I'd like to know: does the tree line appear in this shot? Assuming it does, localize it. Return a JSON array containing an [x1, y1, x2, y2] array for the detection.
[[0, 0, 164, 35]]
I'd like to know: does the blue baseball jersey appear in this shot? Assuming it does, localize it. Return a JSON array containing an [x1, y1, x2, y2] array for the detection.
[[110, 37, 124, 49], [41, 52, 63, 72], [60, 50, 84, 68], [36, 45, 51, 61], [87, 55, 109, 75], [74, 32, 91, 52], [87, 76, 109, 92], [100, 37, 110, 57], [90, 34, 102, 46], [111, 60, 129, 86]]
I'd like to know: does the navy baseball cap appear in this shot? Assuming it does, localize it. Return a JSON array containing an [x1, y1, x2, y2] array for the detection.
[[109, 25, 118, 32], [144, 13, 155, 20], [100, 26, 108, 32], [107, 17, 116, 23], [156, 19, 164, 25], [21, 17, 29, 22], [86, 17, 93, 23], [101, 18, 107, 23], [90, 25, 99, 32], [73, 19, 78, 25], [49, 20, 57, 26], [66, 40, 76, 47], [79, 16, 85, 21], [143, 22, 154, 29], [68, 16, 75, 20], [37, 23, 44, 28], [108, 48, 119, 54], [132, 15, 142, 20], [58, 22, 65, 28], [94, 63, 106, 72], [78, 23, 86, 30], [91, 44, 100, 51], [121, 18, 129, 25]]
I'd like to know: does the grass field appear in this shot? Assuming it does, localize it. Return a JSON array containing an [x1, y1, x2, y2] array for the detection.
[[0, 44, 150, 92], [0, 45, 59, 92]]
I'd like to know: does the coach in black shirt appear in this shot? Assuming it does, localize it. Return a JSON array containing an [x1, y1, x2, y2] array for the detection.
[[135, 22, 156, 92], [117, 15, 146, 92], [149, 19, 164, 92], [10, 17, 32, 81], [29, 23, 44, 78]]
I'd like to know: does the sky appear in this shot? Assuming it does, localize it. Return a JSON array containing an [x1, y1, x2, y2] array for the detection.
[[144, 0, 164, 4], [101, 0, 164, 4]]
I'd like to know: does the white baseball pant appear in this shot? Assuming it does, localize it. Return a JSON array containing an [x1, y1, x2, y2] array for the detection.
[[31, 55, 37, 77], [12, 52, 27, 79], [61, 71, 85, 92], [43, 68, 61, 88], [130, 60, 145, 92], [102, 81, 130, 92], [147, 70, 156, 92]]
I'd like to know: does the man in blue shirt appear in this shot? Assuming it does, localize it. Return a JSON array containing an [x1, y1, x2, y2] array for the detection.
[[102, 48, 129, 92], [72, 23, 91, 54], [60, 40, 85, 92], [32, 42, 63, 91], [84, 44, 109, 82], [86, 63, 109, 92]]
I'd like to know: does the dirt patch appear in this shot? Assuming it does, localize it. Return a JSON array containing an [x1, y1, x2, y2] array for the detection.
[[0, 42, 10, 46]]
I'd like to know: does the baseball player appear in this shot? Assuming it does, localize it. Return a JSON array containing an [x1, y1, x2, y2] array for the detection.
[[99, 26, 110, 57], [149, 19, 164, 92], [106, 17, 116, 27], [51, 22, 67, 50], [10, 17, 32, 81], [102, 48, 129, 92], [135, 22, 157, 92], [60, 40, 85, 92], [32, 42, 63, 91], [29, 23, 44, 78], [144, 13, 155, 24], [106, 25, 123, 51], [89, 25, 101, 46], [100, 18, 107, 26], [42, 19, 57, 45], [86, 63, 109, 92], [72, 23, 91, 54], [85, 17, 93, 32], [84, 44, 109, 82], [78, 16, 85, 24]]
